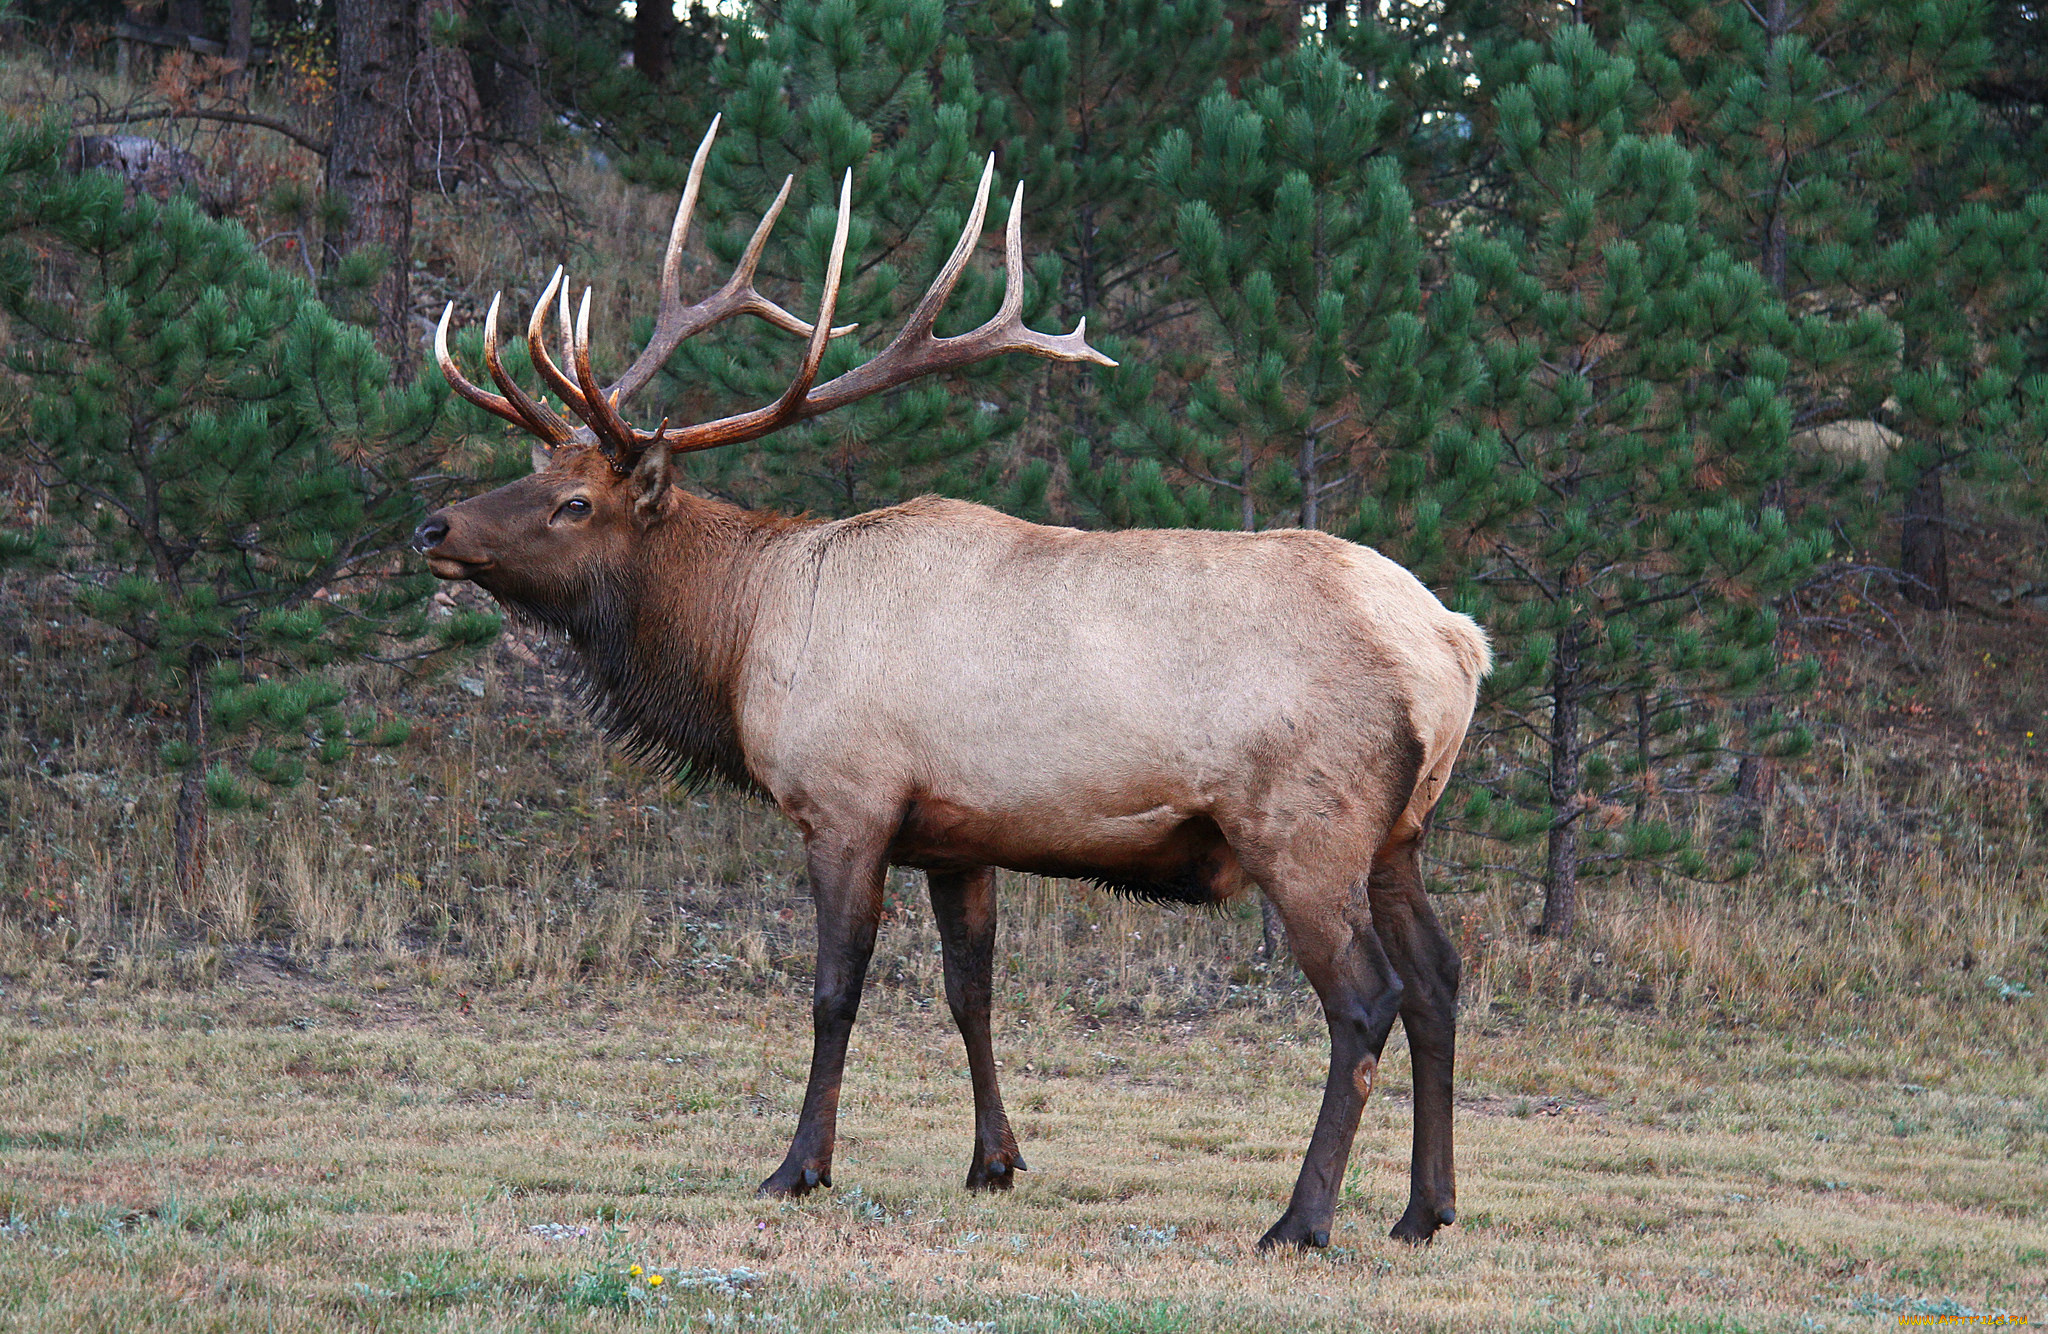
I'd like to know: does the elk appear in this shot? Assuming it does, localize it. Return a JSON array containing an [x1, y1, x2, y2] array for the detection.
[[414, 118, 1490, 1250]]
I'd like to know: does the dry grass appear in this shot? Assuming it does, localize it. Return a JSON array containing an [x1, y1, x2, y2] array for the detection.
[[0, 976, 2042, 1333]]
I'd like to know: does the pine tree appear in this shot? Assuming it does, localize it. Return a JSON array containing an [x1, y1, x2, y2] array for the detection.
[[1876, 197, 2048, 605], [1074, 42, 1471, 538], [966, 0, 1231, 515], [0, 122, 497, 904], [1431, 27, 1822, 937], [1631, 0, 2034, 612], [1615, 4, 1897, 800], [969, 0, 1230, 342]]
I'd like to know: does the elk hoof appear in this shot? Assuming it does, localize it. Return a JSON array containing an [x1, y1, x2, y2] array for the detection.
[[756, 1162, 829, 1199], [964, 1150, 1026, 1192], [1389, 1201, 1455, 1244], [1256, 1215, 1331, 1251]]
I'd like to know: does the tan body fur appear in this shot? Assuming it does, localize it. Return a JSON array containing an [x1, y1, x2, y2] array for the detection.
[[740, 497, 1483, 898]]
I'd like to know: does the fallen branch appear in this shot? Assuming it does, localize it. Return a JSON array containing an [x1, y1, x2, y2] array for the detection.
[[73, 107, 329, 158]]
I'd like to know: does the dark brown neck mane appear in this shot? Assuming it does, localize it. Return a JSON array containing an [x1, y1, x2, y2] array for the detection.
[[529, 491, 809, 793]]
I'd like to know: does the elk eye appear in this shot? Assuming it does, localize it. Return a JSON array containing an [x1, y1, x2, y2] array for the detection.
[[560, 497, 591, 518]]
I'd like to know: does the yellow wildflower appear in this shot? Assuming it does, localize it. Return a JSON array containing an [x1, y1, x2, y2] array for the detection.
[[647, 1274, 664, 1287], [628, 1265, 642, 1277]]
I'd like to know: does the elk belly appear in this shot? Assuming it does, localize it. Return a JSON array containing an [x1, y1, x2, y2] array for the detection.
[[888, 795, 1249, 906]]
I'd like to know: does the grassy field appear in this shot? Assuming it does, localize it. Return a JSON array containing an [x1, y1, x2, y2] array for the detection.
[[1, 963, 2043, 1334]]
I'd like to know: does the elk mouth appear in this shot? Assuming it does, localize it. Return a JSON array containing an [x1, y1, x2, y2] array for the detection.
[[425, 554, 492, 581]]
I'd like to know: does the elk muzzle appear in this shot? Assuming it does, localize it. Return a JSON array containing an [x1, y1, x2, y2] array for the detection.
[[413, 509, 489, 581]]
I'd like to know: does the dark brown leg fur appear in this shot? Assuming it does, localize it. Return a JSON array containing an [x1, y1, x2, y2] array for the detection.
[[928, 867, 1026, 1190], [759, 828, 888, 1199], [1256, 878, 1406, 1251], [1369, 835, 1461, 1243]]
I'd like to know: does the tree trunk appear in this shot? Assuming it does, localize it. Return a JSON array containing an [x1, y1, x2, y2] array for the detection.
[[1900, 464, 1949, 610], [634, 0, 675, 83], [326, 0, 420, 369], [172, 653, 210, 908], [416, 0, 484, 190], [227, 0, 253, 85], [1238, 441, 1256, 532], [1733, 480, 1783, 801], [1747, 0, 1792, 793], [1537, 626, 1583, 938], [1300, 431, 1319, 531], [1734, 698, 1776, 802]]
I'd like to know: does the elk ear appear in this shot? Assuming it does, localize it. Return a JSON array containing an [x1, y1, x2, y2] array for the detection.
[[631, 438, 674, 522], [530, 440, 553, 476]]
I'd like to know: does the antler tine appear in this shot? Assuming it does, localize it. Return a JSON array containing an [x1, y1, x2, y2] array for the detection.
[[436, 301, 577, 445], [656, 113, 721, 317], [974, 178, 1117, 365], [662, 171, 856, 455], [727, 178, 857, 341], [435, 302, 526, 430], [479, 291, 577, 446], [526, 267, 591, 415], [559, 277, 576, 384], [606, 163, 858, 405], [778, 169, 855, 411], [572, 287, 644, 468], [792, 176, 1116, 418], [899, 153, 998, 344]]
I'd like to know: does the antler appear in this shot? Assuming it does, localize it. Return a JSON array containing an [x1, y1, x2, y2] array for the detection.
[[438, 115, 852, 467], [658, 155, 1116, 458], [435, 291, 577, 448], [607, 115, 857, 404], [436, 120, 1116, 474]]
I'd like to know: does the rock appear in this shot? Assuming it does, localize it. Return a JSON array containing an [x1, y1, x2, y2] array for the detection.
[[66, 135, 223, 215], [1792, 419, 1900, 466]]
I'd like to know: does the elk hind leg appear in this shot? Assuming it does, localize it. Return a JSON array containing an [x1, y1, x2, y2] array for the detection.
[[1257, 872, 1405, 1251], [759, 825, 889, 1199], [928, 866, 1026, 1190], [1369, 833, 1461, 1243]]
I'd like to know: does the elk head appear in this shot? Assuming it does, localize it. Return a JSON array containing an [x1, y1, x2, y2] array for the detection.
[[413, 116, 1115, 622]]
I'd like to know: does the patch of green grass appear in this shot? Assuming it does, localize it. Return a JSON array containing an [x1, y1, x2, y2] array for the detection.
[[0, 1113, 129, 1153]]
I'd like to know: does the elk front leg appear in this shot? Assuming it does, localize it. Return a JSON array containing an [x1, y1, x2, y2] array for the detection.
[[759, 827, 888, 1199], [1257, 878, 1405, 1251], [1369, 834, 1461, 1243], [927, 866, 1026, 1190]]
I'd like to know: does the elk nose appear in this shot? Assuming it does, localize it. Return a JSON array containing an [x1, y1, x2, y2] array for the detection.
[[412, 513, 450, 552]]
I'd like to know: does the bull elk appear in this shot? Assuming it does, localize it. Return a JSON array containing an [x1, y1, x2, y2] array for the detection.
[[414, 117, 1490, 1250]]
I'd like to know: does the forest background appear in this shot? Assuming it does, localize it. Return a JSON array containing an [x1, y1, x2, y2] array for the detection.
[[0, 2, 2044, 1330]]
